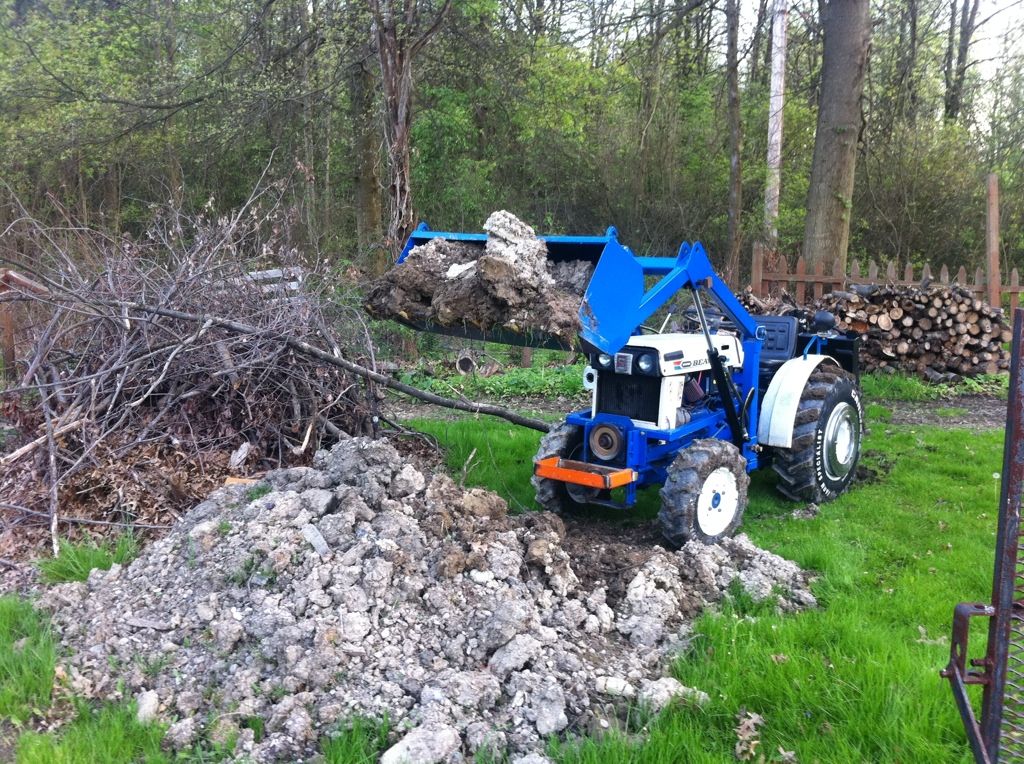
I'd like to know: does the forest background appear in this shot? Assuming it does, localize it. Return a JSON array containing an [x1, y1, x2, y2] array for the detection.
[[1, 0, 1022, 283]]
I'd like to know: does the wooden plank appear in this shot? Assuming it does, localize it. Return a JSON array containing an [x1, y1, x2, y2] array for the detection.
[[886, 261, 897, 282], [987, 173, 1001, 307], [0, 270, 49, 295], [904, 263, 914, 282], [957, 266, 968, 285], [795, 256, 807, 303], [939, 264, 948, 284], [772, 254, 788, 295], [868, 260, 879, 280], [832, 260, 844, 293], [850, 259, 861, 279], [0, 303, 15, 382], [1011, 269, 1020, 311], [813, 260, 825, 300]]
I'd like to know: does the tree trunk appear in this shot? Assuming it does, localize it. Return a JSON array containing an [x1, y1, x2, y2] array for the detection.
[[802, 0, 871, 275], [370, 0, 452, 260], [350, 58, 385, 273], [376, 27, 416, 258], [764, 0, 787, 248], [724, 0, 743, 286], [944, 0, 980, 121], [748, 0, 769, 85]]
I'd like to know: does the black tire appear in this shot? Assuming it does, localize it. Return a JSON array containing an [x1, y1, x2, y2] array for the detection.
[[772, 367, 863, 503], [531, 423, 600, 514], [658, 439, 749, 546]]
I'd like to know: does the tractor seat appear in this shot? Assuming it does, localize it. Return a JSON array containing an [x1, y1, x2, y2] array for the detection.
[[755, 315, 799, 389]]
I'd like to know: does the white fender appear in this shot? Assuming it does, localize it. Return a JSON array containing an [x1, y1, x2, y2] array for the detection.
[[757, 355, 841, 448]]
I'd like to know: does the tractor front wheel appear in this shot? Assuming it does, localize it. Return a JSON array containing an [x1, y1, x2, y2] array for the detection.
[[772, 367, 863, 503], [658, 439, 749, 546], [532, 423, 600, 514]]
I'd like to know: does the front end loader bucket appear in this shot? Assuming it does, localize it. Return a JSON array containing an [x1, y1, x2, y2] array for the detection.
[[394, 223, 635, 350], [578, 240, 760, 355]]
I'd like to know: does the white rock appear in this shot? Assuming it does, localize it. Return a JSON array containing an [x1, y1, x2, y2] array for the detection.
[[380, 723, 461, 764], [135, 689, 159, 724], [469, 569, 495, 585], [300, 524, 331, 559], [164, 717, 196, 748], [532, 677, 568, 735], [340, 612, 371, 641], [488, 634, 541, 679], [594, 675, 636, 698], [511, 755, 555, 764]]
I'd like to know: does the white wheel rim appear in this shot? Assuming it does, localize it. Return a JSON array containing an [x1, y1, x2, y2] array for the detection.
[[823, 402, 860, 482], [696, 467, 739, 537]]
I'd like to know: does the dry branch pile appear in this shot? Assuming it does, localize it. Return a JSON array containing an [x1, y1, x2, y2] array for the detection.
[[741, 283, 1011, 379], [0, 202, 378, 555], [364, 211, 590, 345]]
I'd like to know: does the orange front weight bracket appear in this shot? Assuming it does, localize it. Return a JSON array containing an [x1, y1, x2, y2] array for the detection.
[[534, 456, 637, 490]]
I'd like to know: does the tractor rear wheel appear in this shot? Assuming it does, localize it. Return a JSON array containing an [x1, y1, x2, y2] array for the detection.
[[772, 367, 863, 503], [658, 439, 749, 546], [531, 423, 601, 514]]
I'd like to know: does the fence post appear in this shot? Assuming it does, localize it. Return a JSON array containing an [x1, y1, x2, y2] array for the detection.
[[751, 241, 764, 296], [988, 173, 1001, 308]]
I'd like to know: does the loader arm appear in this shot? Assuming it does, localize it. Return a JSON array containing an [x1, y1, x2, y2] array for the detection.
[[579, 240, 760, 355]]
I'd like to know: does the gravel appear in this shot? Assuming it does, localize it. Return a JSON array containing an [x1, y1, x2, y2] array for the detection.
[[40, 437, 815, 761]]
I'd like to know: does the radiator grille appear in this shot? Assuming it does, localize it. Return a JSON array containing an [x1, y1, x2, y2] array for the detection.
[[595, 373, 661, 423]]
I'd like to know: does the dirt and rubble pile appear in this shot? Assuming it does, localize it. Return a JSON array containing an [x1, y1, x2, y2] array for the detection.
[[365, 211, 592, 345], [41, 438, 815, 762]]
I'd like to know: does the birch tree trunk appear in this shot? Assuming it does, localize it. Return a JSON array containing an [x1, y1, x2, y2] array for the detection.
[[724, 0, 743, 286], [764, 0, 787, 248]]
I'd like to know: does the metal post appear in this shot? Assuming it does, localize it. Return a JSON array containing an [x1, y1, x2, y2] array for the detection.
[[985, 304, 1024, 758], [943, 307, 1024, 762]]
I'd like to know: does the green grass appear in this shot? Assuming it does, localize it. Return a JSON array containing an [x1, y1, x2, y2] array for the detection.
[[16, 702, 167, 763], [400, 363, 586, 401], [0, 596, 55, 724], [245, 484, 272, 502], [861, 371, 1008, 401], [37, 534, 139, 584], [411, 411, 1000, 763], [320, 716, 390, 763]]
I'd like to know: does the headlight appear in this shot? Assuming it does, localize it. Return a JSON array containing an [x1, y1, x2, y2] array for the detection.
[[637, 353, 656, 374], [597, 353, 613, 368]]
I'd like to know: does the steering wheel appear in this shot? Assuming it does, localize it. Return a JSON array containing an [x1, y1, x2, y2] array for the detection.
[[682, 304, 735, 333]]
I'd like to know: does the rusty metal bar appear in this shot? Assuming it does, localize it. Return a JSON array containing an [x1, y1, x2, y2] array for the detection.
[[943, 307, 1024, 762]]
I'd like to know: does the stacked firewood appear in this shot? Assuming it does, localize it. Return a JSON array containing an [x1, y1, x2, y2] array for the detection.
[[740, 283, 1011, 380]]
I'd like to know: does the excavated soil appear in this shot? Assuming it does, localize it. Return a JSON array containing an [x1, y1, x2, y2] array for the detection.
[[40, 438, 815, 763], [365, 211, 592, 346], [882, 394, 1007, 430]]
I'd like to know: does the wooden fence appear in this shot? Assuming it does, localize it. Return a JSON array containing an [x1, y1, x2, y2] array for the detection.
[[750, 242, 1024, 310]]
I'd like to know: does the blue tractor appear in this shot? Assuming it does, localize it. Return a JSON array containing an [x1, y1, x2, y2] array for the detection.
[[396, 225, 863, 546]]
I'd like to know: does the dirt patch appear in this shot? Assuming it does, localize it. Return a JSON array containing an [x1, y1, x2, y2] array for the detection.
[[38, 437, 814, 762], [880, 394, 1007, 431], [855, 449, 897, 485], [365, 211, 590, 346]]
